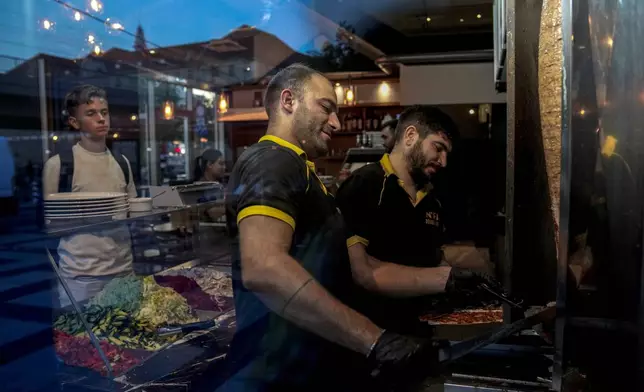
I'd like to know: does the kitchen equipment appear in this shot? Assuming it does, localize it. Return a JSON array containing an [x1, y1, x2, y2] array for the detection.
[[149, 183, 223, 207], [438, 305, 556, 364]]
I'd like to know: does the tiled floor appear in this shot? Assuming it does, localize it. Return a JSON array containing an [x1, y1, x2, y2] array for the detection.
[[0, 206, 60, 391]]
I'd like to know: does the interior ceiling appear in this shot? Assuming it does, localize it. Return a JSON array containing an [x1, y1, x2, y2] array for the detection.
[[299, 0, 494, 56], [352, 0, 494, 36]]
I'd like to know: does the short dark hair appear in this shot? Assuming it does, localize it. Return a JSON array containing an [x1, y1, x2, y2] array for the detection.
[[63, 84, 107, 119], [395, 105, 458, 143], [380, 119, 398, 132], [264, 63, 322, 118]]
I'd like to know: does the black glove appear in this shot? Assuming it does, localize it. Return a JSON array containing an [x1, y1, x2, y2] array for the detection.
[[444, 267, 487, 293], [367, 330, 447, 387]]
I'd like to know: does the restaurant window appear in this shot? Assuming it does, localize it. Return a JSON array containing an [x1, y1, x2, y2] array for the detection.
[[1, 1, 519, 391]]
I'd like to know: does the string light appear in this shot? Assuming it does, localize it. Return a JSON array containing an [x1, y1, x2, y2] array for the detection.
[[43, 19, 53, 30], [606, 36, 613, 47], [74, 11, 82, 21], [110, 22, 124, 30], [130, 114, 137, 121], [426, 17, 431, 22], [93, 45, 102, 55], [477, 14, 482, 19], [87, 34, 95, 43], [89, 0, 103, 12], [52, 135, 59, 141], [113, 133, 119, 139], [469, 108, 476, 115]]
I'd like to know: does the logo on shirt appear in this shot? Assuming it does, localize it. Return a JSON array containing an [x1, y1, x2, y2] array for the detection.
[[425, 211, 440, 227]]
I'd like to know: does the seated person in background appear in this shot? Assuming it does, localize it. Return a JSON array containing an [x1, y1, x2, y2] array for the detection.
[[43, 85, 136, 307], [194, 148, 226, 184], [193, 149, 226, 222]]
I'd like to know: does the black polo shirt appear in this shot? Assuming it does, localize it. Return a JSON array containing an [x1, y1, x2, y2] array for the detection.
[[335, 154, 445, 335], [224, 135, 360, 391]]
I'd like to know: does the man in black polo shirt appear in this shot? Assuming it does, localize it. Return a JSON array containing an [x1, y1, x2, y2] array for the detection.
[[336, 105, 483, 335], [222, 66, 444, 392]]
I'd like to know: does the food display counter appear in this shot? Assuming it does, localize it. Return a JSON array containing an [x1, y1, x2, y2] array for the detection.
[[45, 200, 236, 391]]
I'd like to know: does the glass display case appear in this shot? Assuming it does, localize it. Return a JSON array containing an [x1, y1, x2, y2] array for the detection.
[[45, 200, 235, 391]]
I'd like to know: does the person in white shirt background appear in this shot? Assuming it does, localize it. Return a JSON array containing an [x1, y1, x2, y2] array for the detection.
[[43, 84, 137, 307]]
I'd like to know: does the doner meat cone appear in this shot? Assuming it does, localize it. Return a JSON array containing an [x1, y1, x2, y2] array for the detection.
[[538, 0, 563, 257]]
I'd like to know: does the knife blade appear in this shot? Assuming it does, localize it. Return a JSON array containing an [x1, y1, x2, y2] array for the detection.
[[438, 305, 556, 363], [476, 281, 526, 310]]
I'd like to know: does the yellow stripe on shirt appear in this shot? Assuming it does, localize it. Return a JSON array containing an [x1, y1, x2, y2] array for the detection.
[[237, 205, 296, 230], [347, 235, 369, 248]]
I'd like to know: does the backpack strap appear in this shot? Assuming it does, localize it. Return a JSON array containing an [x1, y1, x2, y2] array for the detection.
[[58, 147, 74, 193], [112, 153, 131, 186], [57, 147, 131, 193]]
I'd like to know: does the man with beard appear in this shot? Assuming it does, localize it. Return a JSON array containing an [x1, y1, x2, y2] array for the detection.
[[336, 105, 482, 335], [221, 66, 445, 391], [380, 118, 398, 153]]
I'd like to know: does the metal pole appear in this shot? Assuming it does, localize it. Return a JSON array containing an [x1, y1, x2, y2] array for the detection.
[[503, 0, 516, 325], [38, 58, 48, 164], [553, 0, 573, 390], [147, 80, 158, 185], [183, 116, 190, 178]]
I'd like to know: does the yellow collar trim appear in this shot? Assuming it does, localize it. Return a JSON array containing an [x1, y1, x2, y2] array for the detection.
[[379, 153, 395, 176], [379, 153, 429, 206], [260, 134, 325, 194], [260, 135, 307, 159]]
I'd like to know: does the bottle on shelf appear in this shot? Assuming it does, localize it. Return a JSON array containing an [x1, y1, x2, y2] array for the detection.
[[357, 116, 363, 131], [356, 134, 361, 148]]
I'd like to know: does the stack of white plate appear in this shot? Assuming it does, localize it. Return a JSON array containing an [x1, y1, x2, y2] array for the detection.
[[44, 192, 130, 221]]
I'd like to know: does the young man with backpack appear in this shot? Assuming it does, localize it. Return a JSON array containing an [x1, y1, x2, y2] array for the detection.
[[43, 85, 137, 306]]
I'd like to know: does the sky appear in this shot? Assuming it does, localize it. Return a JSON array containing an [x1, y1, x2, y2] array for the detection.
[[0, 0, 341, 69]]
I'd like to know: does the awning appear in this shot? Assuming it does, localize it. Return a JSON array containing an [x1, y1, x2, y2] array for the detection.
[[218, 108, 268, 122]]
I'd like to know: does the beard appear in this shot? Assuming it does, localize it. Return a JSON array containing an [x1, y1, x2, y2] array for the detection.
[[405, 140, 432, 189], [293, 106, 329, 158]]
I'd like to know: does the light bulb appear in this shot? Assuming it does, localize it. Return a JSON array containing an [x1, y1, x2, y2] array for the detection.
[[346, 89, 354, 102], [43, 20, 52, 30], [93, 45, 101, 55], [90, 0, 102, 12], [88, 34, 95, 43], [74, 12, 82, 21], [219, 96, 228, 112]]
